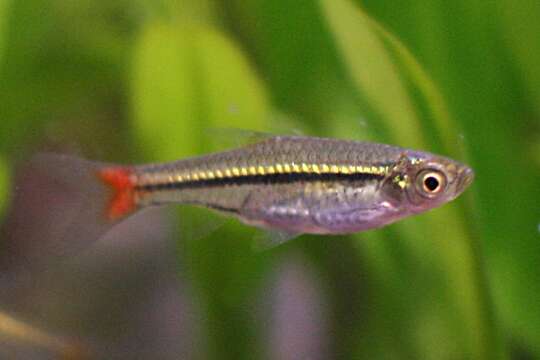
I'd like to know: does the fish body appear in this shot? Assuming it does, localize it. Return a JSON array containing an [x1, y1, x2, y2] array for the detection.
[[101, 135, 474, 235], [11, 135, 474, 265]]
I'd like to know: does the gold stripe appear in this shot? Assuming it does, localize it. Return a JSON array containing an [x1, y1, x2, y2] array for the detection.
[[151, 161, 390, 186]]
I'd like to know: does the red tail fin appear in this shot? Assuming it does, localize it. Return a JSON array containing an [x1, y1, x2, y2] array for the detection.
[[0, 154, 141, 271], [98, 167, 137, 221]]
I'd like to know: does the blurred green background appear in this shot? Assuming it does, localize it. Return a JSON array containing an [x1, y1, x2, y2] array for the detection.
[[0, 0, 539, 359]]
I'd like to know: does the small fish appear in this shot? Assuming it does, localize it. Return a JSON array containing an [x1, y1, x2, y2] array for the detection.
[[28, 135, 474, 251]]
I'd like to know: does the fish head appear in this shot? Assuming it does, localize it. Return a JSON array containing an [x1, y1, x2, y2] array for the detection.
[[383, 151, 474, 214]]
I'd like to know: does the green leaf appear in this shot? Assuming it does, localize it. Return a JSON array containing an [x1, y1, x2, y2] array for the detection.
[[319, 1, 505, 359], [320, 0, 423, 148], [131, 22, 202, 160], [194, 28, 270, 131], [365, 17, 462, 158], [131, 21, 270, 160], [500, 0, 540, 114]]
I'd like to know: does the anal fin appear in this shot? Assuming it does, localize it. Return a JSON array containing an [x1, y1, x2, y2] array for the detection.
[[252, 229, 302, 251]]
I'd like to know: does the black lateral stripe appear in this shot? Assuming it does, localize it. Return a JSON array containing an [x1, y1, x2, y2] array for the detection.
[[137, 172, 384, 191]]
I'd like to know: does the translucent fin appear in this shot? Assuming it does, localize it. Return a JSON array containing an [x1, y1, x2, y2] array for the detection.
[[176, 206, 228, 244], [207, 115, 308, 151], [207, 127, 278, 150], [252, 228, 302, 251], [0, 153, 137, 270]]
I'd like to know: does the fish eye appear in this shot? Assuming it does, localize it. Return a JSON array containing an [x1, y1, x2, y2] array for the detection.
[[416, 170, 446, 197]]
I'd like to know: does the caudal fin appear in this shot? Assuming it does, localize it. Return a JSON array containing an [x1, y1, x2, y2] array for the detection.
[[0, 153, 139, 271]]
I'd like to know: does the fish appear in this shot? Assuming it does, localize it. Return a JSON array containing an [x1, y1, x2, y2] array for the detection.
[[21, 135, 474, 255]]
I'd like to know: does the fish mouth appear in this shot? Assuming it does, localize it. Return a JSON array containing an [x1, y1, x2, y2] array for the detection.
[[456, 166, 475, 194]]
